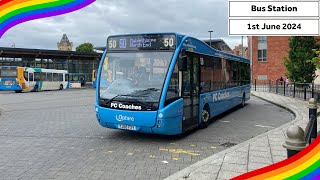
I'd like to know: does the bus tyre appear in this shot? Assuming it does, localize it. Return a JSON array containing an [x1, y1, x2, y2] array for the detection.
[[200, 106, 210, 128], [59, 84, 63, 90], [15, 90, 22, 93], [240, 94, 245, 108]]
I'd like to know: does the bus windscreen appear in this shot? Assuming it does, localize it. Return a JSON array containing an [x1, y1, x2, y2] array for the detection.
[[99, 51, 173, 105]]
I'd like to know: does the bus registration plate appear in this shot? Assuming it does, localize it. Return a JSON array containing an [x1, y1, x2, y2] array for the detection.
[[118, 124, 136, 131]]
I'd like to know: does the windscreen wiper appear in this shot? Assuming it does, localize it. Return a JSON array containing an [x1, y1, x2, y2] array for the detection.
[[142, 88, 160, 92], [104, 94, 131, 104], [133, 88, 160, 96]]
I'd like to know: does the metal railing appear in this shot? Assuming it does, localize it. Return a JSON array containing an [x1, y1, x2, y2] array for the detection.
[[253, 80, 319, 102]]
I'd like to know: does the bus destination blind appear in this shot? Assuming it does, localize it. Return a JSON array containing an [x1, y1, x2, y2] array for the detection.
[[107, 34, 176, 51]]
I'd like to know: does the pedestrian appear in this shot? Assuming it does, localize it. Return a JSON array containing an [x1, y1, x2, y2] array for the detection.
[[285, 78, 289, 87], [280, 76, 283, 85], [80, 76, 85, 87]]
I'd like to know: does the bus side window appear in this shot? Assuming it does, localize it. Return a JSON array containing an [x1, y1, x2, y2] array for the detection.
[[200, 56, 214, 93], [212, 57, 223, 91], [165, 61, 180, 106], [53, 73, 59, 81], [40, 72, 46, 81], [59, 73, 63, 81], [47, 73, 53, 81], [34, 72, 40, 81]]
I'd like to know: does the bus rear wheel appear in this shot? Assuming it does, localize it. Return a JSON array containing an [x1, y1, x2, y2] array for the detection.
[[200, 106, 210, 128], [59, 84, 63, 90]]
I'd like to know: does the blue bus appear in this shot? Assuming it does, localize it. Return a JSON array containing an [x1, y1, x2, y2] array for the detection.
[[95, 33, 251, 135]]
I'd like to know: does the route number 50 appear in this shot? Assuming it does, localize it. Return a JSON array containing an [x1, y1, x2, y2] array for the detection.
[[164, 38, 174, 47], [109, 40, 117, 49]]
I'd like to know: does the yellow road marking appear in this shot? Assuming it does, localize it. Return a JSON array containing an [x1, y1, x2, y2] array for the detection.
[[159, 148, 200, 156]]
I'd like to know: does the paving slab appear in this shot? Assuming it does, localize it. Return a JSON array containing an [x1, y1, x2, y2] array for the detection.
[[165, 91, 320, 180]]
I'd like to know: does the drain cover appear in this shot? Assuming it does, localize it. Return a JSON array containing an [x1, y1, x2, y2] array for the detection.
[[220, 142, 237, 148]]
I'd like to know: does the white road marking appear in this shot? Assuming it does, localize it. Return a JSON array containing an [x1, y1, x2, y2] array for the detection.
[[220, 121, 230, 123], [255, 125, 275, 128], [161, 161, 169, 164]]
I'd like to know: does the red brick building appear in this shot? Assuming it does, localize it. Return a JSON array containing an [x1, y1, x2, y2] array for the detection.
[[247, 36, 290, 83], [248, 36, 320, 84]]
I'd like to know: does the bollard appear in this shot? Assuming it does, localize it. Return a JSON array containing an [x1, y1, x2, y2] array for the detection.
[[308, 98, 318, 144], [283, 126, 307, 158]]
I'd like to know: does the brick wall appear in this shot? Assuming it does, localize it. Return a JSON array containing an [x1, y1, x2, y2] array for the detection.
[[248, 36, 290, 84]]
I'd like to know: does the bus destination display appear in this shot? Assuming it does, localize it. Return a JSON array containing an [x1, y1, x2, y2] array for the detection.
[[107, 34, 176, 51]]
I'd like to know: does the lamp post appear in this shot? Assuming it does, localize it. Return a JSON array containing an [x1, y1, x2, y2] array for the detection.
[[208, 30, 213, 47]]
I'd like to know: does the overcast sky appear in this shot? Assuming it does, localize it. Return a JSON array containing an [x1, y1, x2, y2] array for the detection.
[[0, 0, 247, 50]]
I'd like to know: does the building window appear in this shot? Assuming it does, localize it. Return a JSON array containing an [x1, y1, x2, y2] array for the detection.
[[258, 36, 267, 62]]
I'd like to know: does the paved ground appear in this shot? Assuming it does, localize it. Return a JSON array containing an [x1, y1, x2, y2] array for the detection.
[[166, 91, 320, 180], [0, 89, 293, 180]]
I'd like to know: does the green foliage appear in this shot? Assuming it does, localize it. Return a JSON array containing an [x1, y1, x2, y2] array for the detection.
[[76, 43, 94, 53], [284, 37, 317, 83], [308, 50, 320, 69]]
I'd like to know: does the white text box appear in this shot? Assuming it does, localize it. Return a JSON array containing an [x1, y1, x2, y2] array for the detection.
[[229, 1, 319, 17], [229, 19, 319, 35]]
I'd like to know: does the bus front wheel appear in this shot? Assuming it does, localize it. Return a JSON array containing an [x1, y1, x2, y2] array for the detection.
[[15, 90, 22, 93], [59, 85, 63, 90], [200, 106, 210, 128]]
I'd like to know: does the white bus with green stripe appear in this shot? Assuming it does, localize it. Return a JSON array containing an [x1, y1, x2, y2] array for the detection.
[[0, 66, 70, 92]]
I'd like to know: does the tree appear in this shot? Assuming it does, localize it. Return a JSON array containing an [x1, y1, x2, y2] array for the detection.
[[284, 37, 318, 83], [76, 43, 94, 53], [309, 50, 320, 69]]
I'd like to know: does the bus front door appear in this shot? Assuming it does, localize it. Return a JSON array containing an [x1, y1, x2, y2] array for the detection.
[[182, 53, 200, 132]]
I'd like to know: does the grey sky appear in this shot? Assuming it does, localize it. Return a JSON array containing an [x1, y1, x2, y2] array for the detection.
[[0, 0, 246, 50]]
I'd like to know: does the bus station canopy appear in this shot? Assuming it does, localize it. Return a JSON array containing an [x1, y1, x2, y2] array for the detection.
[[0, 47, 102, 60]]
